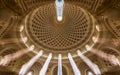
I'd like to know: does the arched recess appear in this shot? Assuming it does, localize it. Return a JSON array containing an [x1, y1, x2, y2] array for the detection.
[[14, 55, 31, 73], [78, 62, 89, 75], [101, 47, 120, 68], [0, 16, 15, 38], [26, 71, 33, 75], [0, 44, 20, 56], [52, 65, 68, 75], [0, 45, 19, 71], [103, 17, 120, 39], [26, 62, 42, 75], [1, 0, 23, 15], [101, 47, 120, 57], [85, 69, 94, 75], [0, 48, 17, 56]]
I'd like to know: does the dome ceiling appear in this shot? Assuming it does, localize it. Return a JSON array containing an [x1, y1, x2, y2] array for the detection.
[[20, 3, 98, 56], [0, 0, 120, 75]]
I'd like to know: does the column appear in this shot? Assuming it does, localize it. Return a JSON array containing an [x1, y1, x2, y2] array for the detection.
[[0, 45, 34, 66], [86, 45, 120, 66], [58, 54, 62, 75], [39, 53, 52, 75], [77, 50, 101, 75], [68, 53, 81, 75], [19, 50, 43, 75]]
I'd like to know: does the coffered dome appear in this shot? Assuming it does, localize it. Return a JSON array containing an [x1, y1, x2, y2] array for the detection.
[[20, 3, 98, 57]]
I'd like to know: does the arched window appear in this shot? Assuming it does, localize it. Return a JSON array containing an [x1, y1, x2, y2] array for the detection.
[[53, 66, 67, 75], [27, 71, 33, 75], [87, 71, 94, 75]]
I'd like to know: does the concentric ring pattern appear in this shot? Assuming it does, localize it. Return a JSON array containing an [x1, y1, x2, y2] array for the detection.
[[25, 3, 94, 51]]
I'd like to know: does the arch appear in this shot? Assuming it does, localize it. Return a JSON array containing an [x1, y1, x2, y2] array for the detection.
[[101, 47, 120, 56], [85, 69, 94, 75], [0, 46, 18, 56], [27, 71, 33, 75], [87, 71, 94, 75], [101, 47, 120, 67], [52, 65, 68, 75], [29, 62, 42, 75]]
